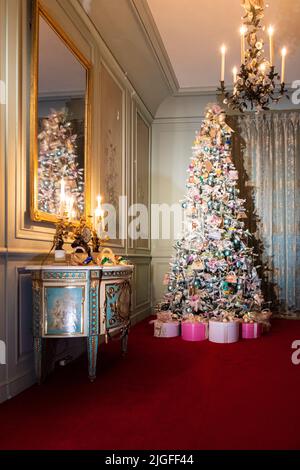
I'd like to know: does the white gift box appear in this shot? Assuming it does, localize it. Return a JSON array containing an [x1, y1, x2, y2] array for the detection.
[[209, 320, 239, 343]]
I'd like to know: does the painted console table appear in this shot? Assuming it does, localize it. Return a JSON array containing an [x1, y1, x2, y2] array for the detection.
[[26, 264, 134, 383]]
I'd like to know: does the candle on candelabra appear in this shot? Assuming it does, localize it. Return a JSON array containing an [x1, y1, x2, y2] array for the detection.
[[281, 47, 287, 83], [94, 195, 105, 235], [220, 45, 226, 82], [240, 26, 247, 63], [268, 25, 274, 65], [68, 196, 76, 221], [59, 178, 66, 217]]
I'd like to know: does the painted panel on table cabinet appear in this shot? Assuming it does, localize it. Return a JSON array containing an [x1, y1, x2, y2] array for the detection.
[[44, 286, 85, 335]]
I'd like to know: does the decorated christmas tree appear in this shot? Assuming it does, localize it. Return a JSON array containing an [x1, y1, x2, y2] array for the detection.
[[162, 104, 265, 320], [38, 109, 84, 216]]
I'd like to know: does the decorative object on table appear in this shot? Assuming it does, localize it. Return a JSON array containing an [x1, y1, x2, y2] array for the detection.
[[71, 217, 93, 256], [217, 0, 288, 112], [115, 255, 131, 266], [37, 109, 84, 216], [53, 217, 71, 262], [181, 314, 208, 342], [209, 318, 240, 344], [96, 247, 116, 266], [48, 192, 112, 266], [92, 248, 131, 267], [70, 252, 92, 266], [160, 104, 270, 330], [151, 311, 180, 338], [54, 250, 66, 262], [26, 264, 134, 383]]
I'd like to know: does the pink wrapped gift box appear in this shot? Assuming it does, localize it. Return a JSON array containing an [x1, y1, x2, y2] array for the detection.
[[241, 322, 262, 339], [209, 320, 239, 343], [154, 320, 180, 338], [181, 321, 208, 342]]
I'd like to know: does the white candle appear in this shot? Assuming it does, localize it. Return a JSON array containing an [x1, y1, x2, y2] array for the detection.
[[232, 66, 238, 94], [259, 62, 266, 75], [232, 66, 238, 83], [60, 178, 66, 216], [240, 26, 247, 63], [281, 47, 287, 83], [220, 45, 226, 82], [94, 195, 104, 235], [97, 195, 101, 211], [68, 196, 75, 221], [268, 25, 274, 65]]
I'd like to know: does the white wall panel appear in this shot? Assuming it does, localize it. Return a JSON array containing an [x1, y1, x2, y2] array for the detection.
[[151, 114, 203, 305]]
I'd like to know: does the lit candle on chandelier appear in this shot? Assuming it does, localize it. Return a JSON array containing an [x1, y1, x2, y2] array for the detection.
[[240, 26, 247, 63], [281, 47, 287, 84], [220, 45, 226, 82], [259, 62, 267, 75], [268, 25, 274, 66], [232, 66, 238, 93]]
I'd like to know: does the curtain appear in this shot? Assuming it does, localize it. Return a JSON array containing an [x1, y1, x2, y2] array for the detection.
[[234, 112, 300, 315]]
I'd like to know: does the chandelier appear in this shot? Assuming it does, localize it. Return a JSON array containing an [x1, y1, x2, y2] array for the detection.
[[218, 0, 288, 112]]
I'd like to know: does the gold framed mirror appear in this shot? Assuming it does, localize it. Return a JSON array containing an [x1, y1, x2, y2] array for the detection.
[[30, 1, 91, 223]]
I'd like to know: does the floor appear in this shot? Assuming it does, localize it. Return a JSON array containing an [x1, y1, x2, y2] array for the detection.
[[0, 318, 300, 450]]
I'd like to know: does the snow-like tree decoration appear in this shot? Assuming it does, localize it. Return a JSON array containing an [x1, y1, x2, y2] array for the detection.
[[162, 104, 265, 319], [37, 109, 84, 216]]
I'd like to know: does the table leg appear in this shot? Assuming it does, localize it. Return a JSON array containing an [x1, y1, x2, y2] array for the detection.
[[87, 335, 98, 382], [121, 328, 129, 356], [34, 337, 43, 385]]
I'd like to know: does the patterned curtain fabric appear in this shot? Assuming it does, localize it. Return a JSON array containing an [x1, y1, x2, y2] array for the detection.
[[234, 112, 300, 315]]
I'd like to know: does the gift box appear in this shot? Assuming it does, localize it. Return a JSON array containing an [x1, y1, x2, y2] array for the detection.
[[181, 321, 208, 342], [241, 322, 262, 339], [209, 320, 239, 343], [153, 320, 180, 338]]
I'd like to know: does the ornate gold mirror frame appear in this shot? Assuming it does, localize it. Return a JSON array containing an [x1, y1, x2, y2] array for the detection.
[[30, 0, 91, 223]]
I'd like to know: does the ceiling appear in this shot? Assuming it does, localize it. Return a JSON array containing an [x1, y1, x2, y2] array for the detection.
[[147, 0, 300, 90], [78, 0, 300, 115], [79, 0, 175, 116]]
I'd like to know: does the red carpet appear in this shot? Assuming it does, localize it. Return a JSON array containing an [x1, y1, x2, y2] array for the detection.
[[0, 318, 300, 450]]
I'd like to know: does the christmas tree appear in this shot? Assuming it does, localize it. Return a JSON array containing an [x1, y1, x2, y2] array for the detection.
[[38, 109, 84, 216], [162, 103, 265, 319]]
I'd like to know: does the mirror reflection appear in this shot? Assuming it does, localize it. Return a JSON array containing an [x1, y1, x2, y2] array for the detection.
[[32, 12, 88, 222]]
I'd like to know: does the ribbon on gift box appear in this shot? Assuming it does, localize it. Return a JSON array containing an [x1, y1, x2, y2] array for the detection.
[[182, 313, 208, 323], [182, 314, 209, 339], [216, 310, 239, 323], [151, 311, 180, 338], [149, 310, 178, 325], [209, 316, 239, 343], [242, 321, 261, 338], [153, 321, 164, 337], [242, 312, 257, 323]]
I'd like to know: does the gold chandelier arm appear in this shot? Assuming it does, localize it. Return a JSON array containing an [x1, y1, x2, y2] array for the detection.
[[241, 0, 265, 12]]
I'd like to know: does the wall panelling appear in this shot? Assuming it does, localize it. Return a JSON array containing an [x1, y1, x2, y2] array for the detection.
[[0, 0, 152, 403]]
